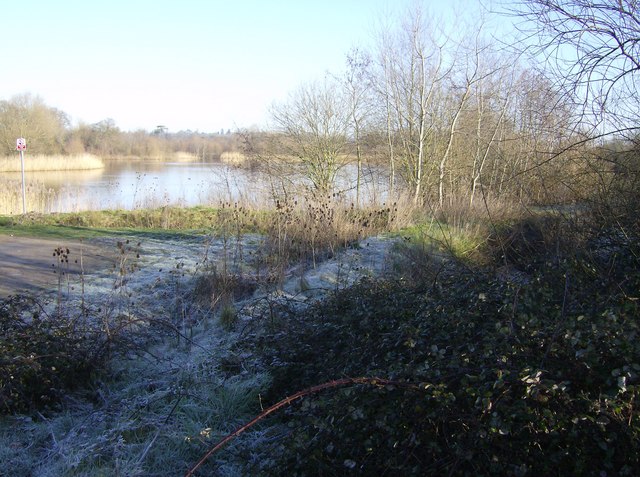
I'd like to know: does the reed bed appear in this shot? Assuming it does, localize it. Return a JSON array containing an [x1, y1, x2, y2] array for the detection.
[[219, 151, 248, 165], [172, 151, 200, 162], [103, 152, 200, 163], [0, 180, 56, 215], [0, 154, 104, 172]]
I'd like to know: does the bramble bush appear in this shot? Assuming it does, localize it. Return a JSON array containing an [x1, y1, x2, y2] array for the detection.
[[0, 239, 163, 414], [236, 221, 640, 475], [0, 296, 106, 414]]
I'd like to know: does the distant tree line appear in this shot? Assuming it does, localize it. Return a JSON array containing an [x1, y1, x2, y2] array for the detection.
[[0, 93, 241, 160]]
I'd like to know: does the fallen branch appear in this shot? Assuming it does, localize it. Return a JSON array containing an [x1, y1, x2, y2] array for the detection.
[[185, 376, 421, 476]]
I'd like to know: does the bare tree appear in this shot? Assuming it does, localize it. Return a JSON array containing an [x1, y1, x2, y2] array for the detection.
[[373, 5, 451, 205], [511, 0, 640, 136], [342, 48, 373, 207], [269, 78, 351, 195], [373, 6, 515, 207], [467, 53, 516, 207], [435, 42, 482, 208]]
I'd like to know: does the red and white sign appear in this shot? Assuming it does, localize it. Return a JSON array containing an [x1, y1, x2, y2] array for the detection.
[[16, 138, 26, 151]]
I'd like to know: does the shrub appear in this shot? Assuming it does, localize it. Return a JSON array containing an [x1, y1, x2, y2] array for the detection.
[[193, 264, 257, 310], [0, 296, 106, 413]]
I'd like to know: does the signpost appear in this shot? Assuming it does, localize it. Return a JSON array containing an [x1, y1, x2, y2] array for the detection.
[[16, 138, 27, 214]]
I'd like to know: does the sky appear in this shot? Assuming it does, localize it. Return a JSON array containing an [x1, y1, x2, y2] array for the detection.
[[1, 0, 498, 133]]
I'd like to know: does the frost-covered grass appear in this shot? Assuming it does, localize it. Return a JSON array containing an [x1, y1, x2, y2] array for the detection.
[[0, 207, 404, 475], [0, 233, 277, 476], [0, 318, 271, 476]]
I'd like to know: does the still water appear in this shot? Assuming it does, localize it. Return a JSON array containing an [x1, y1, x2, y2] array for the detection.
[[1, 160, 388, 213]]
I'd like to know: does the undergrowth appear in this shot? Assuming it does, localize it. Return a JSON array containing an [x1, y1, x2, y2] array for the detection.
[[0, 237, 272, 476], [231, 220, 640, 475], [3, 190, 637, 475]]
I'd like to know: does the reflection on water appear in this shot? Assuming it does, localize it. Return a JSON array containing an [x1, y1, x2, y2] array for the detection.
[[0, 161, 269, 213], [0, 160, 390, 213]]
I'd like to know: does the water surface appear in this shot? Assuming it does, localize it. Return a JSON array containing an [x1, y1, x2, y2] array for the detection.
[[2, 160, 265, 213], [1, 159, 389, 213]]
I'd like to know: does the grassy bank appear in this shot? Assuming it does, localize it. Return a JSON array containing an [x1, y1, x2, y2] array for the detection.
[[0, 198, 517, 263], [0, 154, 104, 172], [0, 207, 231, 236]]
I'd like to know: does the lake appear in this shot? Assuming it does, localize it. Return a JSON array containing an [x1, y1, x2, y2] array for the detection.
[[1, 159, 389, 213]]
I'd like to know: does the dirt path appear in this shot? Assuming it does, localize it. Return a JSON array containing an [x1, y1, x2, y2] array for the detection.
[[0, 232, 402, 305], [0, 235, 115, 297]]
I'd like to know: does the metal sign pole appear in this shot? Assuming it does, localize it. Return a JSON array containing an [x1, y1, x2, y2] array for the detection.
[[20, 148, 26, 214], [16, 138, 27, 214]]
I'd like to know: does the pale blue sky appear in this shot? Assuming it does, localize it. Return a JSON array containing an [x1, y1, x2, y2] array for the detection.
[[1, 0, 497, 133]]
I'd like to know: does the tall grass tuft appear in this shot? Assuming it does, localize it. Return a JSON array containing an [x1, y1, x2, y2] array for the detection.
[[394, 194, 526, 266], [0, 154, 104, 172]]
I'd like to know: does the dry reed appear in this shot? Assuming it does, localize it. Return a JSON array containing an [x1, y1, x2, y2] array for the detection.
[[0, 154, 104, 172], [0, 180, 56, 214], [219, 151, 247, 165], [171, 151, 200, 162]]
